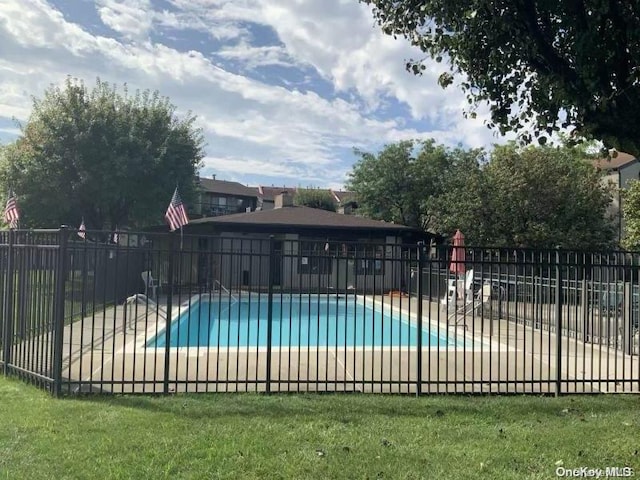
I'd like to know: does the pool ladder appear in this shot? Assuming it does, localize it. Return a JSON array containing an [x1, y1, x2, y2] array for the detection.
[[214, 280, 239, 305], [124, 293, 168, 329]]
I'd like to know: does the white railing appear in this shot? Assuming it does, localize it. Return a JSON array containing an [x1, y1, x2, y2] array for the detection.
[[213, 280, 238, 304], [124, 293, 168, 329]]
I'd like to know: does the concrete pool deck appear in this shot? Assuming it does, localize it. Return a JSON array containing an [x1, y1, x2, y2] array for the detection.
[[56, 294, 640, 394]]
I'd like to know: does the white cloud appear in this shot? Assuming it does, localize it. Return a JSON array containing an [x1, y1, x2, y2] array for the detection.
[[0, 127, 20, 138], [96, 0, 153, 40], [154, 9, 247, 41], [0, 0, 511, 190], [160, 0, 508, 145], [216, 41, 299, 70]]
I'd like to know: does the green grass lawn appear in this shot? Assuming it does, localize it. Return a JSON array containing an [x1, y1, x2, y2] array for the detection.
[[1, 377, 639, 479]]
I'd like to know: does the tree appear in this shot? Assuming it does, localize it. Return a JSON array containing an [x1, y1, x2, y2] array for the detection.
[[347, 141, 422, 229], [449, 144, 615, 248], [0, 77, 205, 229], [347, 140, 476, 231], [621, 181, 640, 250], [488, 145, 616, 248], [428, 151, 489, 243], [294, 188, 337, 211], [362, 1, 640, 155], [347, 139, 615, 248]]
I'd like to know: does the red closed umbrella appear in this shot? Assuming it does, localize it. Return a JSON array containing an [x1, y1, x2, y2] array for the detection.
[[449, 229, 466, 275]]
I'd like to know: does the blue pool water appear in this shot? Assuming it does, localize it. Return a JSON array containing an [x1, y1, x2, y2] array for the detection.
[[148, 296, 459, 349]]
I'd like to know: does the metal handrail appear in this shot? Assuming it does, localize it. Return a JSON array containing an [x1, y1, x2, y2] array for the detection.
[[214, 280, 238, 304], [125, 294, 168, 329]]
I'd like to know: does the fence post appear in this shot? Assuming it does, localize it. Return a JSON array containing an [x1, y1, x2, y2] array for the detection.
[[81, 244, 88, 318], [623, 282, 632, 355], [532, 276, 540, 329], [554, 250, 563, 396], [16, 232, 27, 340], [580, 277, 588, 342], [2, 229, 15, 376], [163, 233, 176, 394], [266, 236, 275, 393], [416, 242, 424, 396], [52, 226, 69, 396]]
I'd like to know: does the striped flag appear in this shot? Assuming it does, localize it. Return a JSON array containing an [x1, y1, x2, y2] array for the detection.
[[4, 190, 19, 229], [78, 219, 86, 239], [165, 187, 189, 231]]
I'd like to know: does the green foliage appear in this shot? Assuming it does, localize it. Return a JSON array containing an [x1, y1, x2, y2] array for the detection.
[[348, 140, 615, 248], [294, 188, 336, 211], [622, 181, 640, 250], [0, 77, 205, 229], [2, 377, 640, 479], [428, 150, 489, 243], [347, 140, 477, 231], [347, 141, 421, 228], [480, 145, 615, 248], [363, 1, 640, 155]]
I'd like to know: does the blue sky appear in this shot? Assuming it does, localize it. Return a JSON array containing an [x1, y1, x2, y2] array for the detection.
[[0, 0, 511, 190]]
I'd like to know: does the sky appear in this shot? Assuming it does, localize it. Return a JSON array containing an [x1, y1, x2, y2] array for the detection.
[[0, 0, 513, 190]]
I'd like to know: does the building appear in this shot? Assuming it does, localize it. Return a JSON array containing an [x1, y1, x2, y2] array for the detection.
[[256, 186, 357, 213], [330, 190, 358, 213], [150, 193, 424, 294], [192, 176, 259, 218], [256, 186, 298, 211], [592, 152, 639, 244]]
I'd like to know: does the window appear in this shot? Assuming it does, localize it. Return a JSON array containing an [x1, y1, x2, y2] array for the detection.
[[299, 241, 332, 274], [207, 196, 245, 216], [354, 245, 385, 275]]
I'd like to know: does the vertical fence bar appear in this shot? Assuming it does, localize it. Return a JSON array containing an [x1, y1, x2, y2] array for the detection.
[[52, 227, 69, 396], [555, 250, 563, 396], [623, 281, 632, 356], [163, 233, 176, 394], [2, 229, 15, 375], [266, 236, 275, 393], [416, 242, 424, 396], [580, 276, 588, 343]]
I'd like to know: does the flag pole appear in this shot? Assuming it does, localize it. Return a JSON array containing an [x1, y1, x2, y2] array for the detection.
[[178, 180, 183, 249], [165, 184, 188, 249]]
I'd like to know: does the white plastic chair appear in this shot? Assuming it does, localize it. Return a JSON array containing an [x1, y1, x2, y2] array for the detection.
[[141, 271, 158, 300], [443, 269, 474, 301], [448, 282, 492, 328], [441, 269, 475, 315], [441, 278, 458, 313], [463, 269, 474, 302]]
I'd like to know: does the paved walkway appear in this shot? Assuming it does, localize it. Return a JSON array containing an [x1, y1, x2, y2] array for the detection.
[[56, 294, 640, 394]]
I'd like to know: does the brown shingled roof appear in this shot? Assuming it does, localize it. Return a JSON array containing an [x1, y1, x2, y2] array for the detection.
[[592, 152, 637, 171], [257, 186, 356, 204], [189, 206, 414, 231], [256, 186, 298, 201], [199, 178, 258, 197], [331, 190, 356, 204]]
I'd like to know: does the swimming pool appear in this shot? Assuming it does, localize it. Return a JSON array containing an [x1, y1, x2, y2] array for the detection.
[[148, 295, 460, 349]]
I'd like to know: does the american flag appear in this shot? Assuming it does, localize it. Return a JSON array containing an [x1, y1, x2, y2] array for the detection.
[[78, 219, 86, 239], [4, 191, 19, 229], [165, 187, 189, 231]]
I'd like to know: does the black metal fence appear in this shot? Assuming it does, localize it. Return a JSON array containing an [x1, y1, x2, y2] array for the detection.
[[1, 228, 639, 395]]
